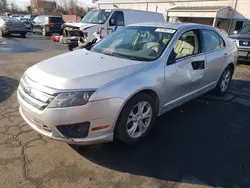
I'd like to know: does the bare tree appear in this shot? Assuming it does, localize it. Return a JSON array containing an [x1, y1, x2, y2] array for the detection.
[[10, 0, 20, 13], [56, 0, 86, 16], [0, 0, 8, 12]]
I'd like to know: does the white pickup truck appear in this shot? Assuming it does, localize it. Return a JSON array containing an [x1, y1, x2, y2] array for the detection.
[[61, 8, 165, 51]]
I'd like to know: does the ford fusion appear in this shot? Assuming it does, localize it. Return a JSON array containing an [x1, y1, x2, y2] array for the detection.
[[18, 23, 238, 145]]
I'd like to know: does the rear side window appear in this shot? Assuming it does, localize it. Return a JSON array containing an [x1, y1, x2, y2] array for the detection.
[[201, 30, 225, 52], [33, 16, 39, 23], [49, 17, 64, 23], [39, 16, 46, 23], [109, 11, 124, 26]]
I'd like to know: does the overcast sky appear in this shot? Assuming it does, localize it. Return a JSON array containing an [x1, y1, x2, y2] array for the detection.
[[15, 0, 94, 10]]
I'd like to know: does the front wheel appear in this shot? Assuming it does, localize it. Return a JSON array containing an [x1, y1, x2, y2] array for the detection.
[[41, 27, 48, 36], [20, 32, 27, 38], [213, 66, 233, 96], [115, 93, 157, 144], [0, 28, 5, 37]]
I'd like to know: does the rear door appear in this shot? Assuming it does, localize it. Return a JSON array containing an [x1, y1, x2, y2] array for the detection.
[[32, 16, 40, 32], [164, 29, 207, 110], [199, 29, 227, 88]]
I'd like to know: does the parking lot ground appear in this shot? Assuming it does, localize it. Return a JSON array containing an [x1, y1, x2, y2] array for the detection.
[[1, 49, 250, 188], [0, 33, 67, 54]]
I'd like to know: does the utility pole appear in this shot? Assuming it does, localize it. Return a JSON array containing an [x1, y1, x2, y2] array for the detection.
[[228, 0, 238, 34]]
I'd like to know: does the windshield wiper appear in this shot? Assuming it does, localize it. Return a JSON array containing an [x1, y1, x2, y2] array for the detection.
[[102, 52, 148, 61], [103, 52, 133, 60]]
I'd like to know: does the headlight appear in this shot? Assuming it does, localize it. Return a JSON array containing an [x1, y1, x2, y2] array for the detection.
[[48, 91, 95, 108]]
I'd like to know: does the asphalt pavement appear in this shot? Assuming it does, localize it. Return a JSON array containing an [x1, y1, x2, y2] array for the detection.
[[0, 33, 67, 54]]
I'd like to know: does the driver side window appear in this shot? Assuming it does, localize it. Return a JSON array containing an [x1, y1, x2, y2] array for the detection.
[[172, 30, 199, 60], [109, 11, 125, 26]]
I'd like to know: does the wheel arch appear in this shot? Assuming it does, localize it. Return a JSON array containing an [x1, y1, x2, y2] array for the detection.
[[113, 88, 160, 132]]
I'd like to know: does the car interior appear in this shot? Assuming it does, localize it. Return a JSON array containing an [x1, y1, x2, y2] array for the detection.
[[173, 31, 199, 59]]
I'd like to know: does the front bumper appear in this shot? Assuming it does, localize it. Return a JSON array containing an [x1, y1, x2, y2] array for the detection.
[[2, 26, 28, 34], [238, 48, 250, 61], [17, 88, 124, 145]]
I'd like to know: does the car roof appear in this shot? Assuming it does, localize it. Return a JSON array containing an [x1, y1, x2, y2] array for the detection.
[[129, 22, 214, 30], [99, 8, 163, 14]]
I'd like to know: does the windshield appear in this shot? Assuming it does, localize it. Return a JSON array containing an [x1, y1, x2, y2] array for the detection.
[[81, 9, 112, 24], [0, 16, 21, 22], [91, 26, 176, 61], [238, 24, 250, 34]]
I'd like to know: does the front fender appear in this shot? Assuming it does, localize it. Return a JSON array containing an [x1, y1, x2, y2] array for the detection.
[[82, 26, 99, 43]]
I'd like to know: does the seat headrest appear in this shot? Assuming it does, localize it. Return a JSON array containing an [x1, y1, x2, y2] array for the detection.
[[185, 36, 195, 43]]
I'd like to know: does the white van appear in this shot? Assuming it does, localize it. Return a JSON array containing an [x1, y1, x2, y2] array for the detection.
[[62, 8, 165, 50]]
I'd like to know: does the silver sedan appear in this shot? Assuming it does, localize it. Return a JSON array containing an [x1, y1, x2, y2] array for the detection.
[[17, 23, 238, 145]]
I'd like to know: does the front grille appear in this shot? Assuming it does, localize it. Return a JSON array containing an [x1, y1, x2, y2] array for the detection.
[[239, 40, 250, 47], [19, 76, 55, 110], [64, 27, 85, 37]]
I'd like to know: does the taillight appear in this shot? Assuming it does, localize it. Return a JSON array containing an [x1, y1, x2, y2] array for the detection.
[[48, 23, 54, 27]]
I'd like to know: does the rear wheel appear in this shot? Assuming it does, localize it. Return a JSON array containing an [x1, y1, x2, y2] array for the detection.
[[213, 66, 233, 96], [115, 93, 157, 144]]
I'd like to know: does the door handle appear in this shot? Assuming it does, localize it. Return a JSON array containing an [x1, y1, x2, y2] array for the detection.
[[191, 60, 205, 70]]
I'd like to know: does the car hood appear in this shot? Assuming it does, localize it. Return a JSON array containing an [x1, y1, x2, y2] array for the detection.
[[63, 22, 97, 29], [229, 34, 250, 40], [25, 50, 148, 90]]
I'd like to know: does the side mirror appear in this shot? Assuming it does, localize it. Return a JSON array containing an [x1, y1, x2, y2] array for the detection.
[[110, 18, 116, 26], [233, 30, 238, 35]]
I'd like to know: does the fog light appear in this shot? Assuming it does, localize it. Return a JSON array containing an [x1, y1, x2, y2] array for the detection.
[[57, 122, 90, 138]]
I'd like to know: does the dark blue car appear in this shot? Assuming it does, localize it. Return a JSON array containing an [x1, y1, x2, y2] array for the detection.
[[230, 24, 250, 62]]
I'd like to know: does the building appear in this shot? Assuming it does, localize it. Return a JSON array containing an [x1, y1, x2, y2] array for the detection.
[[97, 0, 250, 34], [30, 0, 57, 15]]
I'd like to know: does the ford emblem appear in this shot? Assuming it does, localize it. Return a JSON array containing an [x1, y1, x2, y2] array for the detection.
[[243, 41, 249, 45]]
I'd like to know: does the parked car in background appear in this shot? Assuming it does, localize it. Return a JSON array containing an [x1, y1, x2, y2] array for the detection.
[[18, 17, 32, 30], [62, 8, 165, 51], [0, 16, 28, 37], [32, 15, 64, 36], [24, 14, 39, 21], [18, 23, 238, 145], [230, 24, 250, 62]]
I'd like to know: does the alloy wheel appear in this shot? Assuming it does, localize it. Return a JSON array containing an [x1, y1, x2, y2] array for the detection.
[[220, 69, 231, 92], [42, 28, 46, 36], [126, 101, 152, 138]]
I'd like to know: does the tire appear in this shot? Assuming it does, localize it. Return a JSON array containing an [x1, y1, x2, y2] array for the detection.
[[41, 27, 47, 36], [115, 93, 157, 144], [20, 32, 27, 38], [68, 45, 74, 51], [213, 66, 233, 96], [0, 28, 5, 37]]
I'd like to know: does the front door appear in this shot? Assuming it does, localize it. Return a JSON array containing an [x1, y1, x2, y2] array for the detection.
[[101, 11, 125, 38], [163, 30, 207, 111]]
